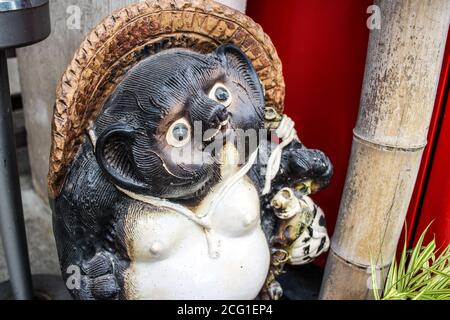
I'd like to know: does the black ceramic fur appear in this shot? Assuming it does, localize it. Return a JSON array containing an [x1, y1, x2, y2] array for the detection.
[[52, 45, 332, 300]]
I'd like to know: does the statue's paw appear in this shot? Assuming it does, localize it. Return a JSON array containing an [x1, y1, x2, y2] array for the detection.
[[79, 252, 120, 300], [283, 143, 333, 190]]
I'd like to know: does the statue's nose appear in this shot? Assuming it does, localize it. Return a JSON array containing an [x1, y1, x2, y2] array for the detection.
[[208, 104, 229, 125]]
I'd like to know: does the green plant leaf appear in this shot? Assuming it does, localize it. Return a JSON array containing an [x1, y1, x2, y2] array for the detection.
[[371, 223, 450, 300]]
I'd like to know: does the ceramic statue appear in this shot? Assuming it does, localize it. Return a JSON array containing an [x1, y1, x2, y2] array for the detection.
[[48, 0, 332, 300]]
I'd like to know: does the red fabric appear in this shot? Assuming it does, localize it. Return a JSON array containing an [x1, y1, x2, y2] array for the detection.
[[247, 0, 372, 264], [405, 31, 450, 249], [247, 1, 449, 260]]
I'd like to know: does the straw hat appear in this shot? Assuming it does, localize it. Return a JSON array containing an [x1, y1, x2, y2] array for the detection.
[[48, 0, 285, 198]]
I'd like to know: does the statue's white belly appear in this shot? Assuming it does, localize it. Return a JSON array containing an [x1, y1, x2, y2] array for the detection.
[[123, 176, 270, 300]]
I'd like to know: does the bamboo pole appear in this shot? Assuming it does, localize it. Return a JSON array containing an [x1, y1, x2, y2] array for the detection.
[[320, 0, 450, 300]]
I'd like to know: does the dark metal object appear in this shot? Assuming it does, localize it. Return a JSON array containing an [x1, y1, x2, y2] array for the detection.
[[0, 0, 48, 12], [0, 0, 50, 300], [0, 49, 33, 300], [0, 0, 50, 49]]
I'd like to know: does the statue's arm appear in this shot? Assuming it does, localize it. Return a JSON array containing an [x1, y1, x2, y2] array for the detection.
[[53, 203, 122, 300], [52, 153, 125, 300], [272, 139, 333, 194], [251, 136, 333, 300]]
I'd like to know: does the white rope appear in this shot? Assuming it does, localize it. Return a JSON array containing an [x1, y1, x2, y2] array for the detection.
[[116, 186, 221, 259], [115, 186, 208, 228], [262, 115, 297, 195], [114, 150, 258, 259], [202, 149, 258, 218], [115, 148, 257, 225]]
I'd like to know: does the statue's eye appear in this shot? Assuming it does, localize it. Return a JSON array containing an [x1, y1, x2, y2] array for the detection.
[[209, 83, 232, 107], [173, 123, 188, 141], [166, 118, 191, 147]]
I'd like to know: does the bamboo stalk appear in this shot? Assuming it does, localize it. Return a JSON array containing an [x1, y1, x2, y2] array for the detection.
[[319, 0, 450, 300]]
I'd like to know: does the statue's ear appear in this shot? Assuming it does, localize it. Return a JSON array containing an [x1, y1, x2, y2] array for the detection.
[[216, 44, 264, 96], [95, 124, 148, 191]]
